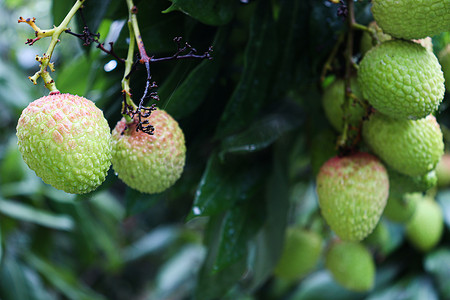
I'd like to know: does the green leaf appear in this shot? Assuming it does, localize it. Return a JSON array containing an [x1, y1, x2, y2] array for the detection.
[[219, 102, 303, 158], [161, 26, 229, 119], [244, 139, 291, 291], [194, 213, 247, 300], [366, 275, 439, 300], [213, 199, 265, 272], [0, 256, 55, 300], [188, 152, 267, 220], [436, 190, 450, 229], [424, 248, 450, 298], [24, 253, 107, 300], [52, 0, 75, 27], [215, 0, 278, 138], [163, 0, 236, 26], [0, 198, 74, 231], [125, 188, 165, 217]]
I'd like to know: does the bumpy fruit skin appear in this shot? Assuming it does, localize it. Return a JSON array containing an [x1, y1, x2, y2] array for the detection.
[[358, 40, 445, 120], [372, 0, 450, 40], [274, 227, 323, 281], [321, 78, 365, 132], [439, 45, 450, 92], [316, 152, 389, 241], [325, 241, 375, 292], [111, 109, 186, 194], [383, 192, 421, 223], [363, 113, 444, 177], [406, 197, 443, 252], [16, 93, 112, 194], [436, 154, 450, 187]]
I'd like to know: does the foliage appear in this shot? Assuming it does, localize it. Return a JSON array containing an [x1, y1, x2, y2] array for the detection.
[[0, 0, 449, 299]]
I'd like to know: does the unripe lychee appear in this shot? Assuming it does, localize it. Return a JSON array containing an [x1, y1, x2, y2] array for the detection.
[[321, 78, 365, 132], [406, 197, 443, 252], [16, 93, 112, 194], [383, 192, 421, 223], [274, 227, 323, 281], [388, 168, 437, 195], [371, 0, 450, 40], [325, 241, 375, 292], [358, 40, 445, 120], [362, 113, 444, 177], [111, 109, 186, 194], [316, 152, 389, 241]]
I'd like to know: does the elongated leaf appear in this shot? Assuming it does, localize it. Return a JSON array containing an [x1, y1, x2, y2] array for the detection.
[[0, 256, 55, 300], [367, 275, 439, 300], [161, 26, 229, 119], [219, 102, 303, 157], [188, 152, 266, 220], [194, 213, 247, 300], [424, 248, 450, 298], [24, 253, 107, 300], [215, 0, 278, 138], [244, 139, 290, 291], [163, 0, 236, 26], [0, 198, 74, 231]]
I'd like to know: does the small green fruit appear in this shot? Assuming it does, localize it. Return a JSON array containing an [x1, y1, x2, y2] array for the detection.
[[436, 153, 450, 188], [362, 113, 444, 177], [388, 167, 437, 195], [372, 0, 450, 40], [16, 93, 112, 194], [316, 152, 389, 241], [111, 109, 186, 194], [325, 241, 375, 292], [274, 227, 323, 281], [383, 192, 421, 223], [358, 40, 445, 120], [406, 197, 443, 252], [321, 78, 365, 132]]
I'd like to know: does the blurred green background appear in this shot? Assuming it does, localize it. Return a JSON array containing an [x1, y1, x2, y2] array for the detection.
[[1, 0, 450, 299]]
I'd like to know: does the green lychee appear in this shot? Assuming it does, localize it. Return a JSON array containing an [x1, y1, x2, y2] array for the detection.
[[321, 78, 365, 132], [16, 93, 112, 194], [406, 197, 443, 252], [274, 227, 323, 281], [358, 40, 445, 120], [371, 0, 450, 40], [316, 152, 389, 241], [362, 113, 444, 177], [325, 241, 375, 292], [111, 109, 186, 194], [383, 192, 421, 223]]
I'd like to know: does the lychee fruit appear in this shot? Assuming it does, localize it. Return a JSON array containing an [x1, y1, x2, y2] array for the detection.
[[362, 112, 444, 177], [325, 240, 375, 292], [111, 109, 186, 194], [274, 227, 323, 281], [358, 40, 445, 120], [316, 152, 389, 241], [16, 93, 112, 194]]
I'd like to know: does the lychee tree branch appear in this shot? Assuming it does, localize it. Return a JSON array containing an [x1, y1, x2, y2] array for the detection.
[[18, 0, 86, 94]]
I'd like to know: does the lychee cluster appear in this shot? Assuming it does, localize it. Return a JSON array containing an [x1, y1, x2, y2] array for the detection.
[[16, 93, 185, 194], [313, 1, 448, 292]]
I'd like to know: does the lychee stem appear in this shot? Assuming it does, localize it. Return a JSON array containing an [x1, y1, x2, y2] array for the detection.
[[121, 20, 138, 123], [19, 0, 86, 94]]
